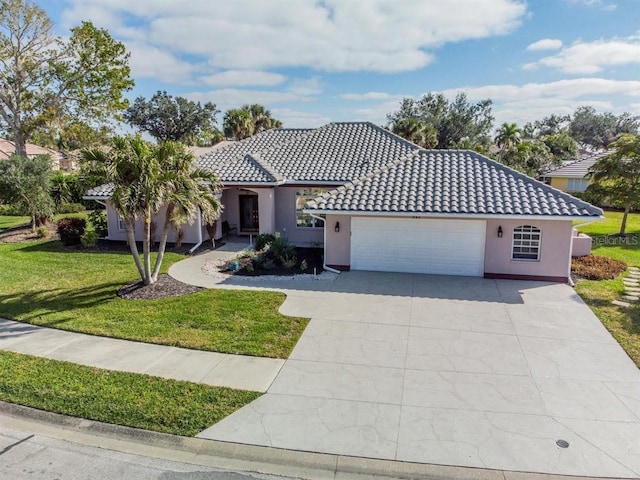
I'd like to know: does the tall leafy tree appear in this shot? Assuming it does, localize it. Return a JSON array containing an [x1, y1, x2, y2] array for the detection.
[[387, 92, 494, 149], [125, 91, 219, 144], [0, 1, 133, 157], [523, 114, 571, 138], [587, 134, 640, 235], [0, 154, 54, 230], [540, 131, 578, 163], [223, 104, 282, 140], [570, 106, 639, 150], [82, 137, 222, 285]]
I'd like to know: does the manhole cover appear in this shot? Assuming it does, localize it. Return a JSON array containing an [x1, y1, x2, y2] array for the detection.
[[556, 439, 569, 448]]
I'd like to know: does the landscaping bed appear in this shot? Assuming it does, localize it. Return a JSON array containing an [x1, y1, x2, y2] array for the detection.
[[230, 246, 324, 276]]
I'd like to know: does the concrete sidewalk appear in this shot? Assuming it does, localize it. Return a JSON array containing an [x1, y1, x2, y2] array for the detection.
[[0, 318, 283, 392]]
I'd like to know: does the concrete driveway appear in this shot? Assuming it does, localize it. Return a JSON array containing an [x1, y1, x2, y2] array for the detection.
[[185, 269, 640, 478]]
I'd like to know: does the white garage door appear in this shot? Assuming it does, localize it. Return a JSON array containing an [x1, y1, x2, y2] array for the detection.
[[350, 217, 486, 277]]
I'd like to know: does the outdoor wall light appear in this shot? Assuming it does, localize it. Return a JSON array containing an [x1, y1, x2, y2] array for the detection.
[[335, 221, 340, 233], [497, 226, 503, 238]]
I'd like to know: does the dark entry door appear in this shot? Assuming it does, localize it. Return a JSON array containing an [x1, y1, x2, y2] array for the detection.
[[239, 195, 259, 232]]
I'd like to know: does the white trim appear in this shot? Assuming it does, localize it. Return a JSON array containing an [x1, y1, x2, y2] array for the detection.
[[83, 196, 111, 200], [511, 225, 541, 261], [117, 215, 126, 232], [303, 209, 603, 222], [309, 213, 340, 274]]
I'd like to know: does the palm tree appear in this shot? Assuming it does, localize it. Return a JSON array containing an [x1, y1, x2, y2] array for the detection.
[[391, 117, 438, 148], [494, 122, 522, 160], [223, 104, 283, 140], [82, 137, 222, 285], [223, 108, 254, 140]]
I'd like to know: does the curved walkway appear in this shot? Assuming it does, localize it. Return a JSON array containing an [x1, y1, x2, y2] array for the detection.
[[0, 318, 283, 392]]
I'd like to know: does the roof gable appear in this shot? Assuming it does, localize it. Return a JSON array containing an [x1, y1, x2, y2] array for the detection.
[[307, 150, 603, 218]]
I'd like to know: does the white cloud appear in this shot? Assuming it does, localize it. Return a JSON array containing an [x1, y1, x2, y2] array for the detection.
[[526, 35, 640, 74], [566, 0, 617, 11], [200, 71, 286, 88], [526, 38, 563, 51], [347, 78, 640, 129], [271, 108, 332, 128], [62, 0, 527, 74], [340, 92, 405, 101], [288, 77, 324, 96], [184, 89, 316, 113], [441, 78, 640, 126], [126, 41, 194, 84]]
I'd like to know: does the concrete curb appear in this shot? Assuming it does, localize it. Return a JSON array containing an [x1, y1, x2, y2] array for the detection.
[[0, 401, 622, 480]]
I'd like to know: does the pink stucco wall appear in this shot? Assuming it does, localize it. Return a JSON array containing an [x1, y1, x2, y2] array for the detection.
[[323, 214, 574, 280], [274, 187, 325, 246], [325, 214, 351, 267], [484, 219, 573, 280], [105, 201, 204, 244], [571, 230, 593, 257]]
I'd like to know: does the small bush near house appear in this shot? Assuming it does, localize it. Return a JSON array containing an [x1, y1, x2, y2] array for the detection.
[[572, 255, 627, 280], [81, 230, 98, 248], [57, 217, 87, 246], [57, 202, 85, 214], [255, 233, 276, 251], [88, 210, 108, 237]]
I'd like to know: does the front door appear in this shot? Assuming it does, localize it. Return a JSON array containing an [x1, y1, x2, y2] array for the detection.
[[239, 195, 259, 233]]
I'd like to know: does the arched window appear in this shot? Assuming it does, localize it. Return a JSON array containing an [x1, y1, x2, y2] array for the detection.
[[512, 225, 541, 261]]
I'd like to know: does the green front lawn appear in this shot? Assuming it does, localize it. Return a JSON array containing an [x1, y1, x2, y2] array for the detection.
[[0, 215, 30, 231], [575, 210, 640, 367], [0, 241, 308, 358], [0, 350, 260, 436]]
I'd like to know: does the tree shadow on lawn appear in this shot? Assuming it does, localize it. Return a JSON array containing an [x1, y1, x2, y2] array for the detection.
[[14, 239, 138, 256], [0, 282, 124, 328]]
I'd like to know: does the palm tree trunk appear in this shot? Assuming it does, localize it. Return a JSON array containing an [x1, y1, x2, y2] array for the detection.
[[620, 204, 631, 235], [142, 209, 153, 285], [151, 205, 173, 281], [125, 218, 145, 280]]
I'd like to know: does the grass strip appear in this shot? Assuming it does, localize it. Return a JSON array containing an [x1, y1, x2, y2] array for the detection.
[[0, 350, 261, 436]]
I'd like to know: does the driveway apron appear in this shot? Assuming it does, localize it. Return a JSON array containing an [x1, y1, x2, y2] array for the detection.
[[195, 271, 640, 478]]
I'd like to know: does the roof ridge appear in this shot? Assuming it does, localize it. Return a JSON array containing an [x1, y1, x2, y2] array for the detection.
[[247, 152, 283, 182], [467, 150, 603, 214]]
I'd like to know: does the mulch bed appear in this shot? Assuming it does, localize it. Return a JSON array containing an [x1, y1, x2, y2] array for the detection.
[[231, 247, 325, 276], [117, 274, 203, 300], [0, 223, 58, 243]]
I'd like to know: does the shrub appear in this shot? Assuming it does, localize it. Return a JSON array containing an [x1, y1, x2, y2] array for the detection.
[[57, 217, 87, 246], [262, 259, 276, 270], [57, 202, 85, 214], [36, 227, 48, 239], [255, 233, 276, 251], [300, 259, 308, 271], [571, 255, 627, 280], [269, 233, 296, 265], [0, 203, 23, 216], [88, 209, 108, 237], [281, 253, 297, 269], [81, 230, 98, 248]]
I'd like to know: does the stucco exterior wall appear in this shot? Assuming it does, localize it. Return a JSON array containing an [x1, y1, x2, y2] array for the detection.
[[105, 201, 203, 244], [549, 177, 568, 191], [484, 219, 573, 280], [572, 231, 593, 257], [322, 214, 573, 280], [325, 214, 351, 267], [274, 186, 324, 246]]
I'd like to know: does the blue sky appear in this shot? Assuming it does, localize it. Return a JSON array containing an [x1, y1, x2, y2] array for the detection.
[[43, 0, 640, 131]]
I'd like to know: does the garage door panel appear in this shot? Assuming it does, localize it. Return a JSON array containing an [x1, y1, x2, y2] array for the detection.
[[350, 217, 486, 277]]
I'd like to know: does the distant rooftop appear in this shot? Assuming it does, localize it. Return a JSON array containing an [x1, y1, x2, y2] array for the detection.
[[543, 151, 611, 178]]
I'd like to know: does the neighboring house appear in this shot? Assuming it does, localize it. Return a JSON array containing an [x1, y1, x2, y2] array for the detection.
[[85, 122, 603, 282], [0, 139, 74, 171], [541, 151, 610, 193]]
